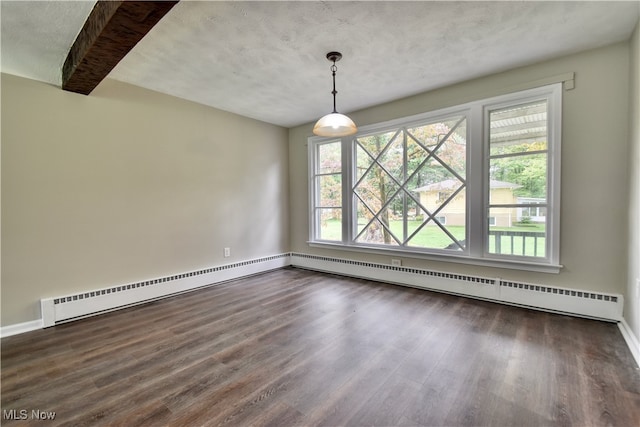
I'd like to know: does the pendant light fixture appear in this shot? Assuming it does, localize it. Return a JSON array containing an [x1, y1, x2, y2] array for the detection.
[[313, 51, 357, 137]]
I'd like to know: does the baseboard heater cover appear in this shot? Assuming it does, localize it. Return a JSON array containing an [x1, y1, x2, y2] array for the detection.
[[40, 254, 291, 327], [39, 251, 623, 328], [289, 253, 623, 322]]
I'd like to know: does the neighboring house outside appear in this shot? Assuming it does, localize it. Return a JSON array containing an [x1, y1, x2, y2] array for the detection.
[[516, 197, 547, 223], [414, 179, 522, 227]]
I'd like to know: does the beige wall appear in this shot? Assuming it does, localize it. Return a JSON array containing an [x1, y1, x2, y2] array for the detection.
[[2, 33, 637, 334], [289, 41, 630, 294], [626, 21, 640, 343], [1, 74, 289, 326]]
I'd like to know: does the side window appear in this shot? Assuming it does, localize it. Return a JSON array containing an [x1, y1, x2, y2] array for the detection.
[[487, 99, 551, 260], [311, 141, 342, 241]]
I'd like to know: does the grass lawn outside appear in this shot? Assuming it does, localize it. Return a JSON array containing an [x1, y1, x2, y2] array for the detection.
[[318, 219, 546, 257]]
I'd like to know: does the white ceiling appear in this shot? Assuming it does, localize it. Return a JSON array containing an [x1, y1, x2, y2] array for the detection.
[[2, 1, 639, 128]]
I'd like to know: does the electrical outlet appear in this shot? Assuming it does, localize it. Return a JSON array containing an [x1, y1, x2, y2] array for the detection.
[[224, 247, 231, 258], [391, 259, 402, 267]]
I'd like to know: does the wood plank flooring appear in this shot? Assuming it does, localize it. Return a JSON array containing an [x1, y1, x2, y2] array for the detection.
[[2, 267, 639, 426]]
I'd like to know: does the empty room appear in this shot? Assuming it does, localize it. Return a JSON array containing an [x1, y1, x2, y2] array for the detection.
[[2, 1, 639, 426]]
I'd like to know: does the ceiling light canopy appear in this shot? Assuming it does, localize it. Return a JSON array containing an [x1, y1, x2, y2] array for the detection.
[[313, 52, 357, 137]]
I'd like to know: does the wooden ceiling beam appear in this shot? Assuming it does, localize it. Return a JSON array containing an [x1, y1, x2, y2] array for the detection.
[[62, 0, 178, 95]]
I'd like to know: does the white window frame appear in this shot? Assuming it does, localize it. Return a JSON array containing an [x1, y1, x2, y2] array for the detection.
[[308, 84, 562, 273], [309, 139, 344, 243]]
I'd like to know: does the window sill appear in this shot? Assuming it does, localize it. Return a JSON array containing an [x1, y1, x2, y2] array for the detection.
[[308, 241, 562, 274]]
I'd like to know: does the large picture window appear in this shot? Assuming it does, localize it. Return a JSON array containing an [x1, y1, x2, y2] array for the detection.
[[353, 115, 467, 251], [309, 84, 562, 272]]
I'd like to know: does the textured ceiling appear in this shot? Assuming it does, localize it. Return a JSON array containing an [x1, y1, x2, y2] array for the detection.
[[1, 1, 97, 85], [2, 1, 639, 128]]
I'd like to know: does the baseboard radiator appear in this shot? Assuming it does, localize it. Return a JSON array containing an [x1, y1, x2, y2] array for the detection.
[[40, 254, 291, 327], [39, 251, 623, 328], [290, 253, 623, 322]]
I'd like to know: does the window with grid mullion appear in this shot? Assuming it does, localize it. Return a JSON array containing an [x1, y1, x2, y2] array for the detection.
[[309, 83, 561, 270]]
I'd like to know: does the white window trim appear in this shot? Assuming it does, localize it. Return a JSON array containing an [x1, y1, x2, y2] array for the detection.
[[308, 84, 563, 273], [481, 85, 562, 267]]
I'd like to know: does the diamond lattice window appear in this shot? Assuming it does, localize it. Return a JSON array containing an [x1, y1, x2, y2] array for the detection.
[[353, 116, 467, 250]]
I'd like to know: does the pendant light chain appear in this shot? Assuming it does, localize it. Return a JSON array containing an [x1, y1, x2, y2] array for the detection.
[[312, 51, 357, 137], [331, 62, 338, 113]]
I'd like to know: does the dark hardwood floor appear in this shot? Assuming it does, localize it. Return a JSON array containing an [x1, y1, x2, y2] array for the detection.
[[2, 267, 639, 426]]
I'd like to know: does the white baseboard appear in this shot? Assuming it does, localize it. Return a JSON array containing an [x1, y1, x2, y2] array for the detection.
[[618, 318, 640, 368], [1, 319, 44, 338], [290, 253, 640, 362], [289, 253, 623, 322], [41, 253, 291, 327], [3, 254, 291, 336], [4, 250, 637, 376]]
